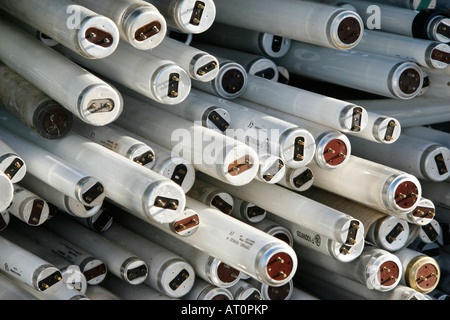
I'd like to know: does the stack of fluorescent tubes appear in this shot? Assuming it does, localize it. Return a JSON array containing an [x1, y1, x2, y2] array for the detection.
[[0, 0, 448, 303]]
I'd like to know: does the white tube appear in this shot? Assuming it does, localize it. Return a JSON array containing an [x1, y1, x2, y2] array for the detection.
[[1, 228, 88, 295], [240, 74, 368, 133], [146, 37, 219, 82], [44, 215, 148, 285], [347, 133, 450, 182], [8, 185, 50, 226], [115, 94, 259, 187], [355, 29, 450, 69], [403, 126, 450, 149], [365, 215, 411, 252], [251, 218, 295, 248], [55, 41, 190, 105], [198, 172, 363, 246], [0, 273, 39, 300], [0, 0, 120, 59], [336, 0, 450, 42], [278, 166, 314, 192], [364, 0, 437, 10], [71, 119, 156, 169], [0, 138, 27, 183], [229, 196, 267, 224], [103, 123, 196, 192], [142, 142, 196, 193], [191, 89, 317, 170], [308, 155, 422, 215], [0, 112, 186, 224], [236, 98, 352, 169], [0, 235, 63, 294], [72, 0, 167, 50], [0, 63, 73, 139], [0, 125, 106, 207], [298, 244, 403, 292], [287, 221, 365, 263], [193, 22, 292, 58], [192, 58, 248, 99], [20, 174, 102, 218], [213, 0, 364, 50], [404, 197, 436, 226], [118, 197, 297, 286], [349, 97, 450, 128], [346, 111, 402, 144], [101, 222, 195, 298], [0, 17, 123, 126], [10, 220, 108, 286], [145, 0, 216, 34], [296, 263, 427, 300], [191, 42, 280, 82], [395, 247, 441, 293], [275, 41, 424, 100], [187, 179, 234, 215], [113, 209, 242, 288]]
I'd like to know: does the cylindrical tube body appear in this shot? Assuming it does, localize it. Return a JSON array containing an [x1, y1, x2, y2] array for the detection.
[[10, 221, 108, 286], [0, 111, 186, 224], [213, 0, 364, 50], [192, 58, 248, 99], [55, 42, 191, 105], [44, 215, 148, 285], [116, 197, 297, 286], [147, 37, 219, 81], [348, 133, 450, 182], [145, 0, 216, 34], [308, 155, 422, 214], [191, 89, 317, 169], [101, 222, 195, 298], [0, 0, 120, 58], [236, 98, 352, 169], [240, 74, 368, 133], [0, 63, 73, 139], [0, 17, 123, 126], [356, 29, 450, 69], [0, 138, 27, 184], [8, 185, 50, 226], [72, 120, 156, 169], [113, 211, 242, 288], [187, 179, 234, 215], [0, 235, 63, 294], [394, 247, 440, 293], [278, 166, 314, 192], [115, 95, 259, 186], [0, 125, 106, 207], [298, 245, 403, 291], [403, 126, 450, 149], [191, 42, 280, 81], [275, 41, 424, 99], [20, 174, 102, 218], [199, 173, 363, 246], [346, 112, 402, 144], [72, 0, 167, 50]]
